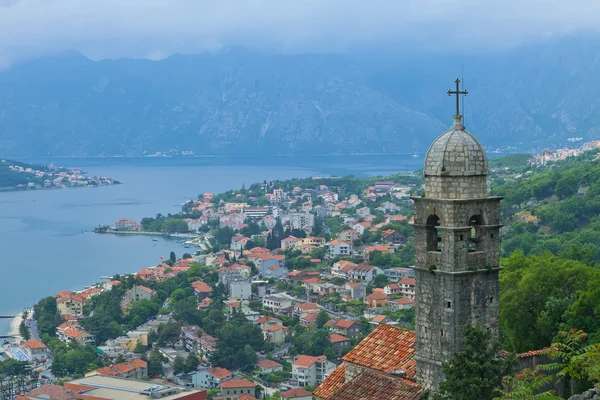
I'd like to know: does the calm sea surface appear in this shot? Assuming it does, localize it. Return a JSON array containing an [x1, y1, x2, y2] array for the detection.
[[0, 154, 426, 335]]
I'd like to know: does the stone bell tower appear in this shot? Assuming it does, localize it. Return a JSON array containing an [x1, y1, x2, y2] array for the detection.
[[412, 79, 502, 392]]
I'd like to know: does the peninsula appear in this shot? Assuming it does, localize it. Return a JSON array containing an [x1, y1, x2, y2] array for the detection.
[[0, 158, 119, 192]]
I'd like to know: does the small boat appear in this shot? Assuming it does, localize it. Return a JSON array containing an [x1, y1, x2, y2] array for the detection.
[[152, 238, 159, 242], [184, 245, 190, 248], [412, 154, 419, 158]]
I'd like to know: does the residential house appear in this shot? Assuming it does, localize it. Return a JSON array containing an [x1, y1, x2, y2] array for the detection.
[[281, 388, 313, 400], [363, 245, 395, 262], [388, 298, 415, 311], [328, 334, 352, 355], [347, 264, 384, 283], [328, 240, 353, 257], [341, 282, 366, 301], [123, 285, 156, 304], [281, 236, 302, 250], [182, 325, 202, 353], [291, 355, 336, 387], [89, 359, 147, 379], [200, 332, 218, 358], [221, 379, 255, 400], [256, 315, 283, 330], [256, 359, 284, 374], [22, 339, 48, 363], [352, 222, 372, 235], [384, 283, 401, 296], [301, 236, 326, 247], [331, 260, 356, 278], [255, 254, 287, 278], [115, 218, 143, 231], [300, 313, 318, 329], [294, 302, 320, 318], [56, 322, 95, 345], [384, 267, 415, 281], [102, 280, 121, 291], [381, 229, 408, 245], [191, 367, 232, 389], [229, 280, 252, 300], [375, 202, 400, 213], [192, 280, 213, 300], [369, 315, 389, 326], [263, 325, 288, 344], [56, 293, 85, 317], [398, 277, 416, 300], [337, 229, 359, 242], [185, 218, 205, 232], [365, 292, 390, 308], [326, 320, 364, 339], [356, 207, 371, 218], [262, 294, 294, 315], [265, 264, 289, 279], [231, 234, 251, 251]]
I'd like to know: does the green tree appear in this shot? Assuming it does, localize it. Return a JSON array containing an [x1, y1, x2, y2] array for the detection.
[[33, 296, 63, 337], [316, 310, 330, 329], [148, 348, 167, 377], [493, 369, 561, 400], [539, 329, 596, 396], [170, 251, 177, 263], [185, 353, 200, 373], [434, 325, 515, 400], [19, 320, 30, 341], [172, 356, 186, 375]]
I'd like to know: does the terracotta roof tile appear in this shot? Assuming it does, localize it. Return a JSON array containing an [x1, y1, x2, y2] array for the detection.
[[329, 334, 351, 343], [328, 371, 423, 400], [293, 355, 326, 368], [27, 384, 77, 400], [342, 324, 416, 379], [208, 367, 232, 380], [256, 359, 282, 369], [23, 339, 47, 349], [220, 379, 254, 389], [281, 387, 312, 398]]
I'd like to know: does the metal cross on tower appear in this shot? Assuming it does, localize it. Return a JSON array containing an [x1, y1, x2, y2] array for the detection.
[[447, 78, 468, 116]]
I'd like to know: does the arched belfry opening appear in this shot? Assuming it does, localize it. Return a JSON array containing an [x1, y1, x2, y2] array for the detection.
[[468, 214, 485, 251], [426, 214, 442, 252]]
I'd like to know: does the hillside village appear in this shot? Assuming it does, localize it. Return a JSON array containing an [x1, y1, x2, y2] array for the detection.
[[7, 142, 600, 399]]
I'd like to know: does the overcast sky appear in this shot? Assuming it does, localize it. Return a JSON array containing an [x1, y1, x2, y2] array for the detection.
[[0, 0, 598, 66]]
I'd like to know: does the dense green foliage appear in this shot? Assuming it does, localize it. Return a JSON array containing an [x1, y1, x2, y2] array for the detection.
[[33, 296, 63, 337], [500, 251, 600, 352], [434, 325, 515, 400], [493, 150, 600, 262], [209, 312, 264, 371]]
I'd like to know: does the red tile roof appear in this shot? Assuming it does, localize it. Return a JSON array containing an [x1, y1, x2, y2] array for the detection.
[[329, 334, 351, 343], [342, 324, 416, 379], [191, 280, 213, 293], [256, 359, 282, 369], [366, 292, 390, 300], [238, 395, 257, 400], [328, 371, 423, 400], [370, 315, 388, 323], [27, 384, 77, 400], [208, 367, 232, 380], [23, 339, 47, 349], [398, 277, 416, 286], [281, 387, 312, 398], [220, 379, 254, 389], [294, 355, 326, 368], [333, 319, 358, 329]]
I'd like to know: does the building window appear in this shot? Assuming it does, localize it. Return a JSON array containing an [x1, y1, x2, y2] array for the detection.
[[441, 329, 444, 336], [468, 214, 485, 251], [447, 301, 451, 309]]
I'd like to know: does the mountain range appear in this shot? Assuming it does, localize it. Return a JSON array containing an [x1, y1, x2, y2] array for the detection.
[[1, 38, 599, 157]]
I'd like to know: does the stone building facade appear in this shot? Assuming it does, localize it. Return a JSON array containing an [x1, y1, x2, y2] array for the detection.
[[412, 114, 502, 392]]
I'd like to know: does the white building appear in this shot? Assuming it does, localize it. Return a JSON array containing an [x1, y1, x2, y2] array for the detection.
[[328, 240, 354, 257], [291, 355, 336, 387], [229, 280, 252, 300]]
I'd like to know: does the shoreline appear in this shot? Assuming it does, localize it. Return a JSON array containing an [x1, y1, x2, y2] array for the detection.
[[9, 312, 23, 342]]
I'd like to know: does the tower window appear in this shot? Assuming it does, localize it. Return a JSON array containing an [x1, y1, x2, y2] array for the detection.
[[447, 301, 451, 308], [491, 233, 494, 239], [440, 329, 444, 336], [468, 214, 485, 251], [489, 296, 493, 304], [426, 214, 441, 252], [459, 234, 464, 241]]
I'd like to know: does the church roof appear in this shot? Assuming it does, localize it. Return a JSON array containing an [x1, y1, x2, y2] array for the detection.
[[327, 370, 423, 400], [424, 115, 487, 177], [341, 324, 416, 378]]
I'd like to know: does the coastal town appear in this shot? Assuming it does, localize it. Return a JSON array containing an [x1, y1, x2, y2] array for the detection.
[[0, 159, 117, 191], [3, 137, 600, 399], [1, 172, 423, 400]]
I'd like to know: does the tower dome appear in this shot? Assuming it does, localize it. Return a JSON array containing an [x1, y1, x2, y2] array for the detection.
[[423, 115, 488, 199], [424, 115, 488, 177]]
